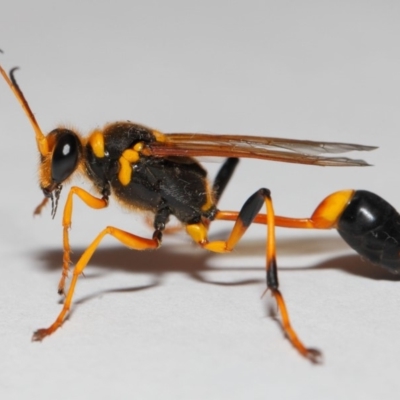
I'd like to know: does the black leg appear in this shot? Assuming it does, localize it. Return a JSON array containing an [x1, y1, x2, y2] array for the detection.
[[212, 158, 239, 205]]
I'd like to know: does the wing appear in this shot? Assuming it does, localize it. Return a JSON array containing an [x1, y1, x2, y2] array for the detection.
[[145, 133, 376, 167]]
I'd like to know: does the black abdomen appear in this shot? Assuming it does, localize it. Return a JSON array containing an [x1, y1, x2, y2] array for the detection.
[[337, 190, 400, 273]]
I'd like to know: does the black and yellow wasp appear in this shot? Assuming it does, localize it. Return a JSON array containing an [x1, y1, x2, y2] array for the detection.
[[2, 57, 398, 364]]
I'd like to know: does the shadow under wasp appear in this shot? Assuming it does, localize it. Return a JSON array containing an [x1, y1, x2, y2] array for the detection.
[[2, 57, 397, 364]]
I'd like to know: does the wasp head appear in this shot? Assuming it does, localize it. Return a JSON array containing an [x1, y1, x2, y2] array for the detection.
[[0, 64, 84, 218], [39, 128, 82, 218]]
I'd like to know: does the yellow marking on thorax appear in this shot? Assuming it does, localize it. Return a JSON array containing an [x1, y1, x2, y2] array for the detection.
[[133, 142, 144, 152], [118, 145, 142, 186], [152, 129, 166, 142], [89, 130, 105, 158]]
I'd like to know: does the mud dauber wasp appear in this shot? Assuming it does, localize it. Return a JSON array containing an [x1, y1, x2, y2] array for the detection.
[[2, 57, 396, 364]]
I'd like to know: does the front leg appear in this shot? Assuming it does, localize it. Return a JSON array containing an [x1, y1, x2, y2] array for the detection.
[[59, 185, 110, 295], [33, 225, 162, 341]]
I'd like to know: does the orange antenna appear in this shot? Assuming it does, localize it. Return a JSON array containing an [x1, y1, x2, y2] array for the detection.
[[0, 61, 48, 156]]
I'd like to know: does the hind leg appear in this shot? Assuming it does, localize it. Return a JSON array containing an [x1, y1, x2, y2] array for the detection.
[[186, 188, 322, 363]]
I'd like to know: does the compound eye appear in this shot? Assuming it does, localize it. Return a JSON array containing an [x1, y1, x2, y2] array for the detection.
[[51, 131, 80, 183]]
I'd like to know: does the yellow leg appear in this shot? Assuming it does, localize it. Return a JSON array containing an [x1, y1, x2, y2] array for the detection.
[[187, 188, 322, 363], [271, 289, 321, 363], [33, 197, 49, 216], [59, 186, 109, 295], [32, 226, 160, 341]]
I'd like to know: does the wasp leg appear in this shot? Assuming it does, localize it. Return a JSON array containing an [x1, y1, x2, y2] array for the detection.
[[32, 226, 161, 341], [144, 206, 179, 234], [207, 190, 359, 363], [212, 158, 239, 205], [59, 186, 110, 295], [144, 216, 183, 235], [186, 188, 322, 363], [33, 196, 49, 216]]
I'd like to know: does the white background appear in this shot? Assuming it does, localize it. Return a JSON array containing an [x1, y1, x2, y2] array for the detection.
[[1, 1, 400, 399]]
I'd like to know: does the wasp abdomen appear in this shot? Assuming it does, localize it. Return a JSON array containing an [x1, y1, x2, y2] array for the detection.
[[337, 190, 400, 273]]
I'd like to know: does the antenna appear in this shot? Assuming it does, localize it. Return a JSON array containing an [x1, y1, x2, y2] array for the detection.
[[0, 60, 48, 155]]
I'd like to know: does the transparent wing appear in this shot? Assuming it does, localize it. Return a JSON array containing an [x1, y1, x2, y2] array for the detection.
[[145, 133, 376, 166]]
